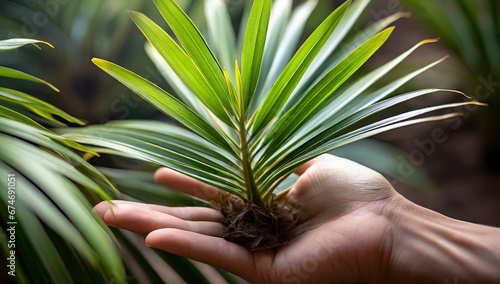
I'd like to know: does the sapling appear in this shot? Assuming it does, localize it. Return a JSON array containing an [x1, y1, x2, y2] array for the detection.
[[65, 0, 483, 250]]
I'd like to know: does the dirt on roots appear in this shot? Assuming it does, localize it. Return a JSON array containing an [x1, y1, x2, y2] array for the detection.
[[216, 194, 301, 251]]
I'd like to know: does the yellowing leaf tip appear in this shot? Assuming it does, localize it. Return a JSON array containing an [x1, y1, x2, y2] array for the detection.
[[420, 38, 440, 45]]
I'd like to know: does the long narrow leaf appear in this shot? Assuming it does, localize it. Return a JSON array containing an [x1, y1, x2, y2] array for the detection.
[[262, 113, 465, 191], [284, 0, 371, 110], [0, 137, 125, 282], [252, 1, 350, 136], [63, 130, 246, 198], [254, 55, 448, 171], [92, 58, 238, 155], [153, 0, 231, 111], [0, 66, 59, 92], [0, 38, 53, 52], [0, 87, 85, 125], [286, 11, 410, 111], [261, 101, 483, 188], [261, 28, 393, 158], [257, 0, 293, 95], [252, 0, 317, 113], [144, 43, 213, 123], [130, 12, 233, 125], [240, 0, 272, 111], [204, 0, 237, 80]]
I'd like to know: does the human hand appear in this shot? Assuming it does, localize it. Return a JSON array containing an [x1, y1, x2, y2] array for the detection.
[[94, 154, 401, 283], [94, 154, 500, 283]]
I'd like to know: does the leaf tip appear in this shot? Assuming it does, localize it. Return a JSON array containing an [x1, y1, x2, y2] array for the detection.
[[91, 58, 106, 67], [472, 101, 488, 107], [83, 152, 98, 161], [420, 38, 440, 45], [401, 11, 412, 18], [442, 89, 471, 99], [128, 10, 141, 19], [438, 55, 450, 62], [44, 41, 55, 49]]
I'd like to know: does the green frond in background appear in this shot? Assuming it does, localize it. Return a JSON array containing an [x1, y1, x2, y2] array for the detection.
[[0, 38, 242, 284], [0, 39, 125, 283], [64, 0, 481, 213]]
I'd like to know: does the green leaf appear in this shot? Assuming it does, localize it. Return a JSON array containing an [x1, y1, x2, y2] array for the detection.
[[21, 179, 98, 265], [0, 118, 116, 197], [109, 230, 168, 284], [252, 0, 317, 112], [92, 58, 238, 155], [284, 0, 371, 109], [252, 0, 350, 136], [144, 43, 213, 123], [204, 0, 237, 80], [0, 104, 46, 129], [81, 121, 240, 176], [145, 42, 237, 140], [262, 27, 394, 158], [287, 11, 410, 111], [153, 0, 231, 111], [256, 88, 457, 177], [254, 54, 448, 173], [0, 169, 73, 283], [263, 101, 483, 189], [240, 0, 272, 111], [257, 0, 293, 94], [0, 137, 125, 282], [0, 87, 85, 125], [0, 67, 59, 92], [62, 124, 246, 198], [129, 11, 234, 126], [0, 38, 53, 52], [1, 129, 111, 200]]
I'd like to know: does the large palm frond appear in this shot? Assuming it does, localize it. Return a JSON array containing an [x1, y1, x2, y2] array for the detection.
[[0, 38, 126, 283]]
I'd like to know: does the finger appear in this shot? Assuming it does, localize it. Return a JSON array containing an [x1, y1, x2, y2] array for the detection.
[[97, 203, 224, 236], [94, 200, 223, 222], [154, 168, 222, 203], [146, 229, 255, 282]]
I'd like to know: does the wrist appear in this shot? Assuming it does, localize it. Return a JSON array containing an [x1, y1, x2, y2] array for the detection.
[[381, 196, 500, 283]]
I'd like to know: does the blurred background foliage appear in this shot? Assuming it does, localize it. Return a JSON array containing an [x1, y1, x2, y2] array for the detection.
[[0, 0, 206, 123], [1, 0, 499, 283]]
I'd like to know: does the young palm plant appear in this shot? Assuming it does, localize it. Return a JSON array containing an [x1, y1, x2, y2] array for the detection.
[[63, 0, 483, 250]]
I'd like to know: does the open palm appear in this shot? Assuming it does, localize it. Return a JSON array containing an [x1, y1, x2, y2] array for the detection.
[[94, 154, 398, 283]]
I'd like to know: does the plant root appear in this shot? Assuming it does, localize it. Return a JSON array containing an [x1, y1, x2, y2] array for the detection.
[[216, 194, 300, 251]]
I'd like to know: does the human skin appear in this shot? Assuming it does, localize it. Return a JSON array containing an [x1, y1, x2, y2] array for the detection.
[[94, 154, 500, 283]]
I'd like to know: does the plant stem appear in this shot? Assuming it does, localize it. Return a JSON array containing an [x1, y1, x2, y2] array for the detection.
[[238, 120, 265, 209]]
